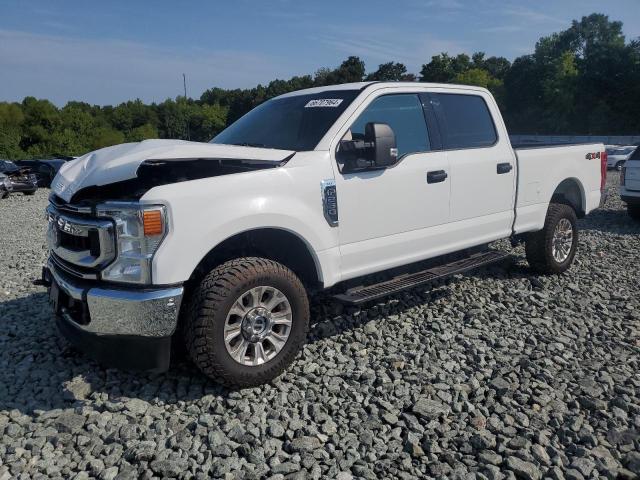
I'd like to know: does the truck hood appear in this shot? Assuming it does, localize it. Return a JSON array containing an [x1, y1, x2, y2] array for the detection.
[[52, 139, 294, 202]]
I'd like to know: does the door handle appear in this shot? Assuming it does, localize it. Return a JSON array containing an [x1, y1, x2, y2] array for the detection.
[[497, 163, 513, 174], [427, 170, 448, 184]]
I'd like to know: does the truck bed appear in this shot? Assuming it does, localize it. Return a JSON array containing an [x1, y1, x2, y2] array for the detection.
[[512, 143, 604, 235]]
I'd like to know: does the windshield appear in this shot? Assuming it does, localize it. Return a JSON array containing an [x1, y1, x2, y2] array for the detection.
[[211, 90, 360, 151]]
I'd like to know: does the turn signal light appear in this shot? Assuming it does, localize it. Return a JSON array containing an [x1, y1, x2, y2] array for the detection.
[[143, 210, 164, 236]]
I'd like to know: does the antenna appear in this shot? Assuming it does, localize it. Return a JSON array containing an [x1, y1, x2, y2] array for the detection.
[[183, 73, 190, 141]]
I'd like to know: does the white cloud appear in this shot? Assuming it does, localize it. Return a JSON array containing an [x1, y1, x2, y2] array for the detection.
[[315, 24, 468, 73], [502, 6, 567, 26], [478, 25, 524, 34], [0, 29, 297, 105]]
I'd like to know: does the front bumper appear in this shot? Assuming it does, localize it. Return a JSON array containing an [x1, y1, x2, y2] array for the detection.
[[44, 260, 183, 371], [8, 180, 37, 192]]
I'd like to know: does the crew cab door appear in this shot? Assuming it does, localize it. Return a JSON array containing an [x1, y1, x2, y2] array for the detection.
[[427, 91, 516, 243], [331, 91, 450, 280]]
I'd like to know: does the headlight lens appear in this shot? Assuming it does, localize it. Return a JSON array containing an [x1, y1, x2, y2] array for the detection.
[[96, 202, 167, 284]]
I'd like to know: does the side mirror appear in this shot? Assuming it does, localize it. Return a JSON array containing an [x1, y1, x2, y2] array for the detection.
[[365, 122, 398, 167]]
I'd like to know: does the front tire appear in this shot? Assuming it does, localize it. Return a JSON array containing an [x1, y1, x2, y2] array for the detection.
[[628, 204, 640, 221], [183, 257, 309, 387], [525, 203, 578, 274]]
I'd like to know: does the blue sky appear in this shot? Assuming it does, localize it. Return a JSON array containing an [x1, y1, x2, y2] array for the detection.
[[1, 0, 639, 106]]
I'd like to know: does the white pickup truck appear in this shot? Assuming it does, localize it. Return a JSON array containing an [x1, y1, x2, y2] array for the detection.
[[42, 82, 607, 386], [620, 147, 640, 220]]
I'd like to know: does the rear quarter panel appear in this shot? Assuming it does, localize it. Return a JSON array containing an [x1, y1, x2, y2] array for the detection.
[[513, 144, 603, 234]]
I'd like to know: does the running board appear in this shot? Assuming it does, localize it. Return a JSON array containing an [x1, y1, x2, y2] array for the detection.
[[333, 250, 511, 305]]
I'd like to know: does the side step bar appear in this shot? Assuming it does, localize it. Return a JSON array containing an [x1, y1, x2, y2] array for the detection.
[[333, 250, 511, 305]]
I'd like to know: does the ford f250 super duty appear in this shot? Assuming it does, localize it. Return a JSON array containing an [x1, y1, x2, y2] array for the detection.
[[41, 82, 607, 387]]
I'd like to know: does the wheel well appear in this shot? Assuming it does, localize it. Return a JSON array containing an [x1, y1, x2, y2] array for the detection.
[[552, 178, 585, 218], [187, 228, 321, 290]]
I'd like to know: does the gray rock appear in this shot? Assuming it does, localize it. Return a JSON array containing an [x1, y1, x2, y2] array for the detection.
[[289, 436, 321, 453], [55, 412, 86, 434], [63, 376, 93, 401], [149, 459, 188, 477], [505, 456, 541, 480], [412, 397, 449, 419], [623, 451, 640, 474]]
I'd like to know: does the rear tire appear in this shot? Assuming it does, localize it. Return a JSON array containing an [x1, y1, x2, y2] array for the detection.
[[628, 205, 640, 221], [525, 203, 578, 274], [183, 257, 309, 387]]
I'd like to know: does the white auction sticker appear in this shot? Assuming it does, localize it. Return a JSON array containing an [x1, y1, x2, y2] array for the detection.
[[304, 99, 344, 108]]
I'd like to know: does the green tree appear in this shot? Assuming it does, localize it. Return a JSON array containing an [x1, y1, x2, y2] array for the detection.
[[0, 103, 25, 159], [366, 62, 410, 81], [420, 53, 471, 82], [91, 127, 125, 150], [127, 123, 159, 142]]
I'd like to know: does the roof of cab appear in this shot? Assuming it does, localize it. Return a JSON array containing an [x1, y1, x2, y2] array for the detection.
[[277, 81, 490, 99]]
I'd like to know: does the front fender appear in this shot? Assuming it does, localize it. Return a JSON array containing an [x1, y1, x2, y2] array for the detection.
[[141, 157, 339, 285]]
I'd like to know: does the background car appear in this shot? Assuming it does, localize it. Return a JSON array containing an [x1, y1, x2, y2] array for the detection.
[[0, 160, 38, 198], [606, 145, 637, 170], [15, 158, 68, 187]]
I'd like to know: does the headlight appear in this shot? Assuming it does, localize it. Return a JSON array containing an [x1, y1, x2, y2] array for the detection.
[[96, 202, 167, 284]]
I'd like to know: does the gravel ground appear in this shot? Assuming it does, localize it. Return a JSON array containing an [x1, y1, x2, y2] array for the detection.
[[0, 172, 639, 480]]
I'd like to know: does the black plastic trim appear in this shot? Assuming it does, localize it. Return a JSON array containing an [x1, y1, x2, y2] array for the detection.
[[621, 194, 640, 205], [56, 314, 171, 372]]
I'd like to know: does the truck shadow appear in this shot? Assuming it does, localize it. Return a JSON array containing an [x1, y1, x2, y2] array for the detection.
[[2, 289, 459, 415], [0, 292, 232, 415], [0, 258, 535, 416], [578, 212, 640, 236]]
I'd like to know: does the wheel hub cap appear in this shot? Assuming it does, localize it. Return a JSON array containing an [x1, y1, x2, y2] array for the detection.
[[224, 286, 293, 366], [551, 218, 573, 263], [241, 308, 272, 342]]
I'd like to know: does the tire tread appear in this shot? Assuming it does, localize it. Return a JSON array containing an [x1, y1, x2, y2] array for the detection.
[[525, 203, 578, 274], [183, 257, 309, 387]]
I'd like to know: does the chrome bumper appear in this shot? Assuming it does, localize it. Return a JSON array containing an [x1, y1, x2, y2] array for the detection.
[[47, 259, 183, 338]]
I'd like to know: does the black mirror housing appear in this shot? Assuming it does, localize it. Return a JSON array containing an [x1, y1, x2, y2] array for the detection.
[[365, 122, 398, 167]]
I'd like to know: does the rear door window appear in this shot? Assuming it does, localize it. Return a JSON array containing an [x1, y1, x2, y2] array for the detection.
[[429, 93, 497, 149]]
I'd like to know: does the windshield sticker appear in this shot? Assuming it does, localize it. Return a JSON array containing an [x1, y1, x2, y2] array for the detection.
[[304, 99, 344, 108]]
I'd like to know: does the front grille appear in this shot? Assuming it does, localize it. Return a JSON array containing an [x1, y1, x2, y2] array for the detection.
[[50, 253, 98, 280], [47, 203, 115, 276]]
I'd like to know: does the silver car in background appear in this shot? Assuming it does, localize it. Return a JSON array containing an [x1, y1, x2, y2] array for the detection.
[[606, 145, 637, 171]]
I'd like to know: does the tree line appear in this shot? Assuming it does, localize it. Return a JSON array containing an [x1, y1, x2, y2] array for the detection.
[[1, 13, 638, 160]]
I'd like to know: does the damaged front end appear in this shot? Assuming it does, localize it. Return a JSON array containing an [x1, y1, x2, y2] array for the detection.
[[44, 152, 293, 371], [69, 155, 294, 203]]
